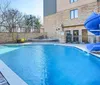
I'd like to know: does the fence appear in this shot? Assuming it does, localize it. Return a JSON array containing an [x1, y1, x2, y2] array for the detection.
[[0, 32, 47, 43]]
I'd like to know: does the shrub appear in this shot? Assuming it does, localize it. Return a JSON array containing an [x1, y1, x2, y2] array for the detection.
[[17, 38, 26, 43]]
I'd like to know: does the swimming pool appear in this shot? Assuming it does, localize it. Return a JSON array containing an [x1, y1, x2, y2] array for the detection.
[[0, 44, 100, 85]]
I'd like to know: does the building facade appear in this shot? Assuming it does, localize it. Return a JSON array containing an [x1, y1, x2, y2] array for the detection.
[[44, 0, 100, 43]]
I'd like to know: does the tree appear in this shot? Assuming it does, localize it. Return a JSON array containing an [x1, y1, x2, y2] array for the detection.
[[34, 17, 42, 30], [0, 0, 10, 31], [2, 8, 23, 32], [23, 15, 41, 32], [0, 0, 42, 33], [23, 15, 32, 32]]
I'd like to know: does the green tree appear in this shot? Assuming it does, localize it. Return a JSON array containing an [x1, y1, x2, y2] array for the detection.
[[34, 17, 42, 30], [24, 15, 34, 32], [24, 15, 41, 32]]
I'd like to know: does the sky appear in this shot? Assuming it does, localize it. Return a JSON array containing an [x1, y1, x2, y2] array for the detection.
[[10, 0, 43, 23]]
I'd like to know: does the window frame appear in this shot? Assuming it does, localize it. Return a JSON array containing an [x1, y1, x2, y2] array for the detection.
[[70, 0, 78, 4], [70, 9, 78, 19]]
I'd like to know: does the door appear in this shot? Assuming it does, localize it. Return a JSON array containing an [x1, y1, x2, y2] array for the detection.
[[73, 30, 79, 42], [82, 29, 88, 43], [66, 30, 72, 43]]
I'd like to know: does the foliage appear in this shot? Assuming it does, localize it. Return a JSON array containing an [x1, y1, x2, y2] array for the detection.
[[34, 17, 42, 29], [0, 0, 42, 33], [2, 8, 23, 32], [23, 15, 41, 32]]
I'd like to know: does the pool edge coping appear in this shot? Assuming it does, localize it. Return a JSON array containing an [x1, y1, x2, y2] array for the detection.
[[0, 60, 28, 85]]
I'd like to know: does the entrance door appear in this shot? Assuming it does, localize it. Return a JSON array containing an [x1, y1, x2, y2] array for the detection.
[[82, 29, 88, 43], [73, 30, 79, 42], [66, 30, 72, 43]]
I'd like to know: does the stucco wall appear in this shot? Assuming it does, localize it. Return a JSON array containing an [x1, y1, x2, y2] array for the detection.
[[0, 33, 47, 43]]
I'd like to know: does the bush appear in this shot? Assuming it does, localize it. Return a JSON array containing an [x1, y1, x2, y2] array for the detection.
[[17, 38, 26, 43]]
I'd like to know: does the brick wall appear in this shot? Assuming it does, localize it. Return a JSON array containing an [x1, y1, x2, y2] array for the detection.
[[57, 0, 97, 12], [44, 2, 98, 37], [63, 2, 97, 26]]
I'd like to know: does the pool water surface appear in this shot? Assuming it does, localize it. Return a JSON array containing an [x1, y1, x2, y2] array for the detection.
[[0, 44, 100, 85]]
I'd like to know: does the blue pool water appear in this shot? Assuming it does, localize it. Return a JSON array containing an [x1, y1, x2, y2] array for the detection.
[[0, 44, 100, 85], [0, 46, 19, 54]]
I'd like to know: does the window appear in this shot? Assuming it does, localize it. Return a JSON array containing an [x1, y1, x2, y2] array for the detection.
[[70, 0, 74, 3], [70, 0, 78, 3], [74, 0, 78, 2], [70, 9, 78, 19]]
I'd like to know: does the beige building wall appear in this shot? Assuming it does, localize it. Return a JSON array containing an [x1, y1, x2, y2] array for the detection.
[[44, 14, 57, 37], [44, 2, 97, 32], [57, 0, 97, 12], [64, 26, 95, 43], [44, 0, 98, 43], [63, 2, 97, 26]]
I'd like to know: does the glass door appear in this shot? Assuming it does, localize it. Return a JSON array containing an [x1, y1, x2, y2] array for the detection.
[[66, 30, 72, 43], [73, 30, 79, 42]]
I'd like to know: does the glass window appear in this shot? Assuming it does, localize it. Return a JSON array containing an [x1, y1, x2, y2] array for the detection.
[[75, 9, 78, 18], [70, 0, 78, 3], [70, 0, 74, 3], [70, 10, 74, 19], [74, 0, 78, 2], [70, 9, 78, 19], [73, 30, 79, 42]]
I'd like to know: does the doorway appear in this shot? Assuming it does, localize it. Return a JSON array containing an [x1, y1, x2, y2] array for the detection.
[[82, 29, 88, 43], [73, 30, 79, 42], [66, 30, 72, 43]]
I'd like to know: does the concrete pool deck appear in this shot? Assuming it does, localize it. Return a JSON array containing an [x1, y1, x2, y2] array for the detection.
[[0, 72, 9, 85], [0, 43, 100, 85], [0, 45, 28, 85], [0, 60, 28, 85], [64, 44, 100, 58]]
